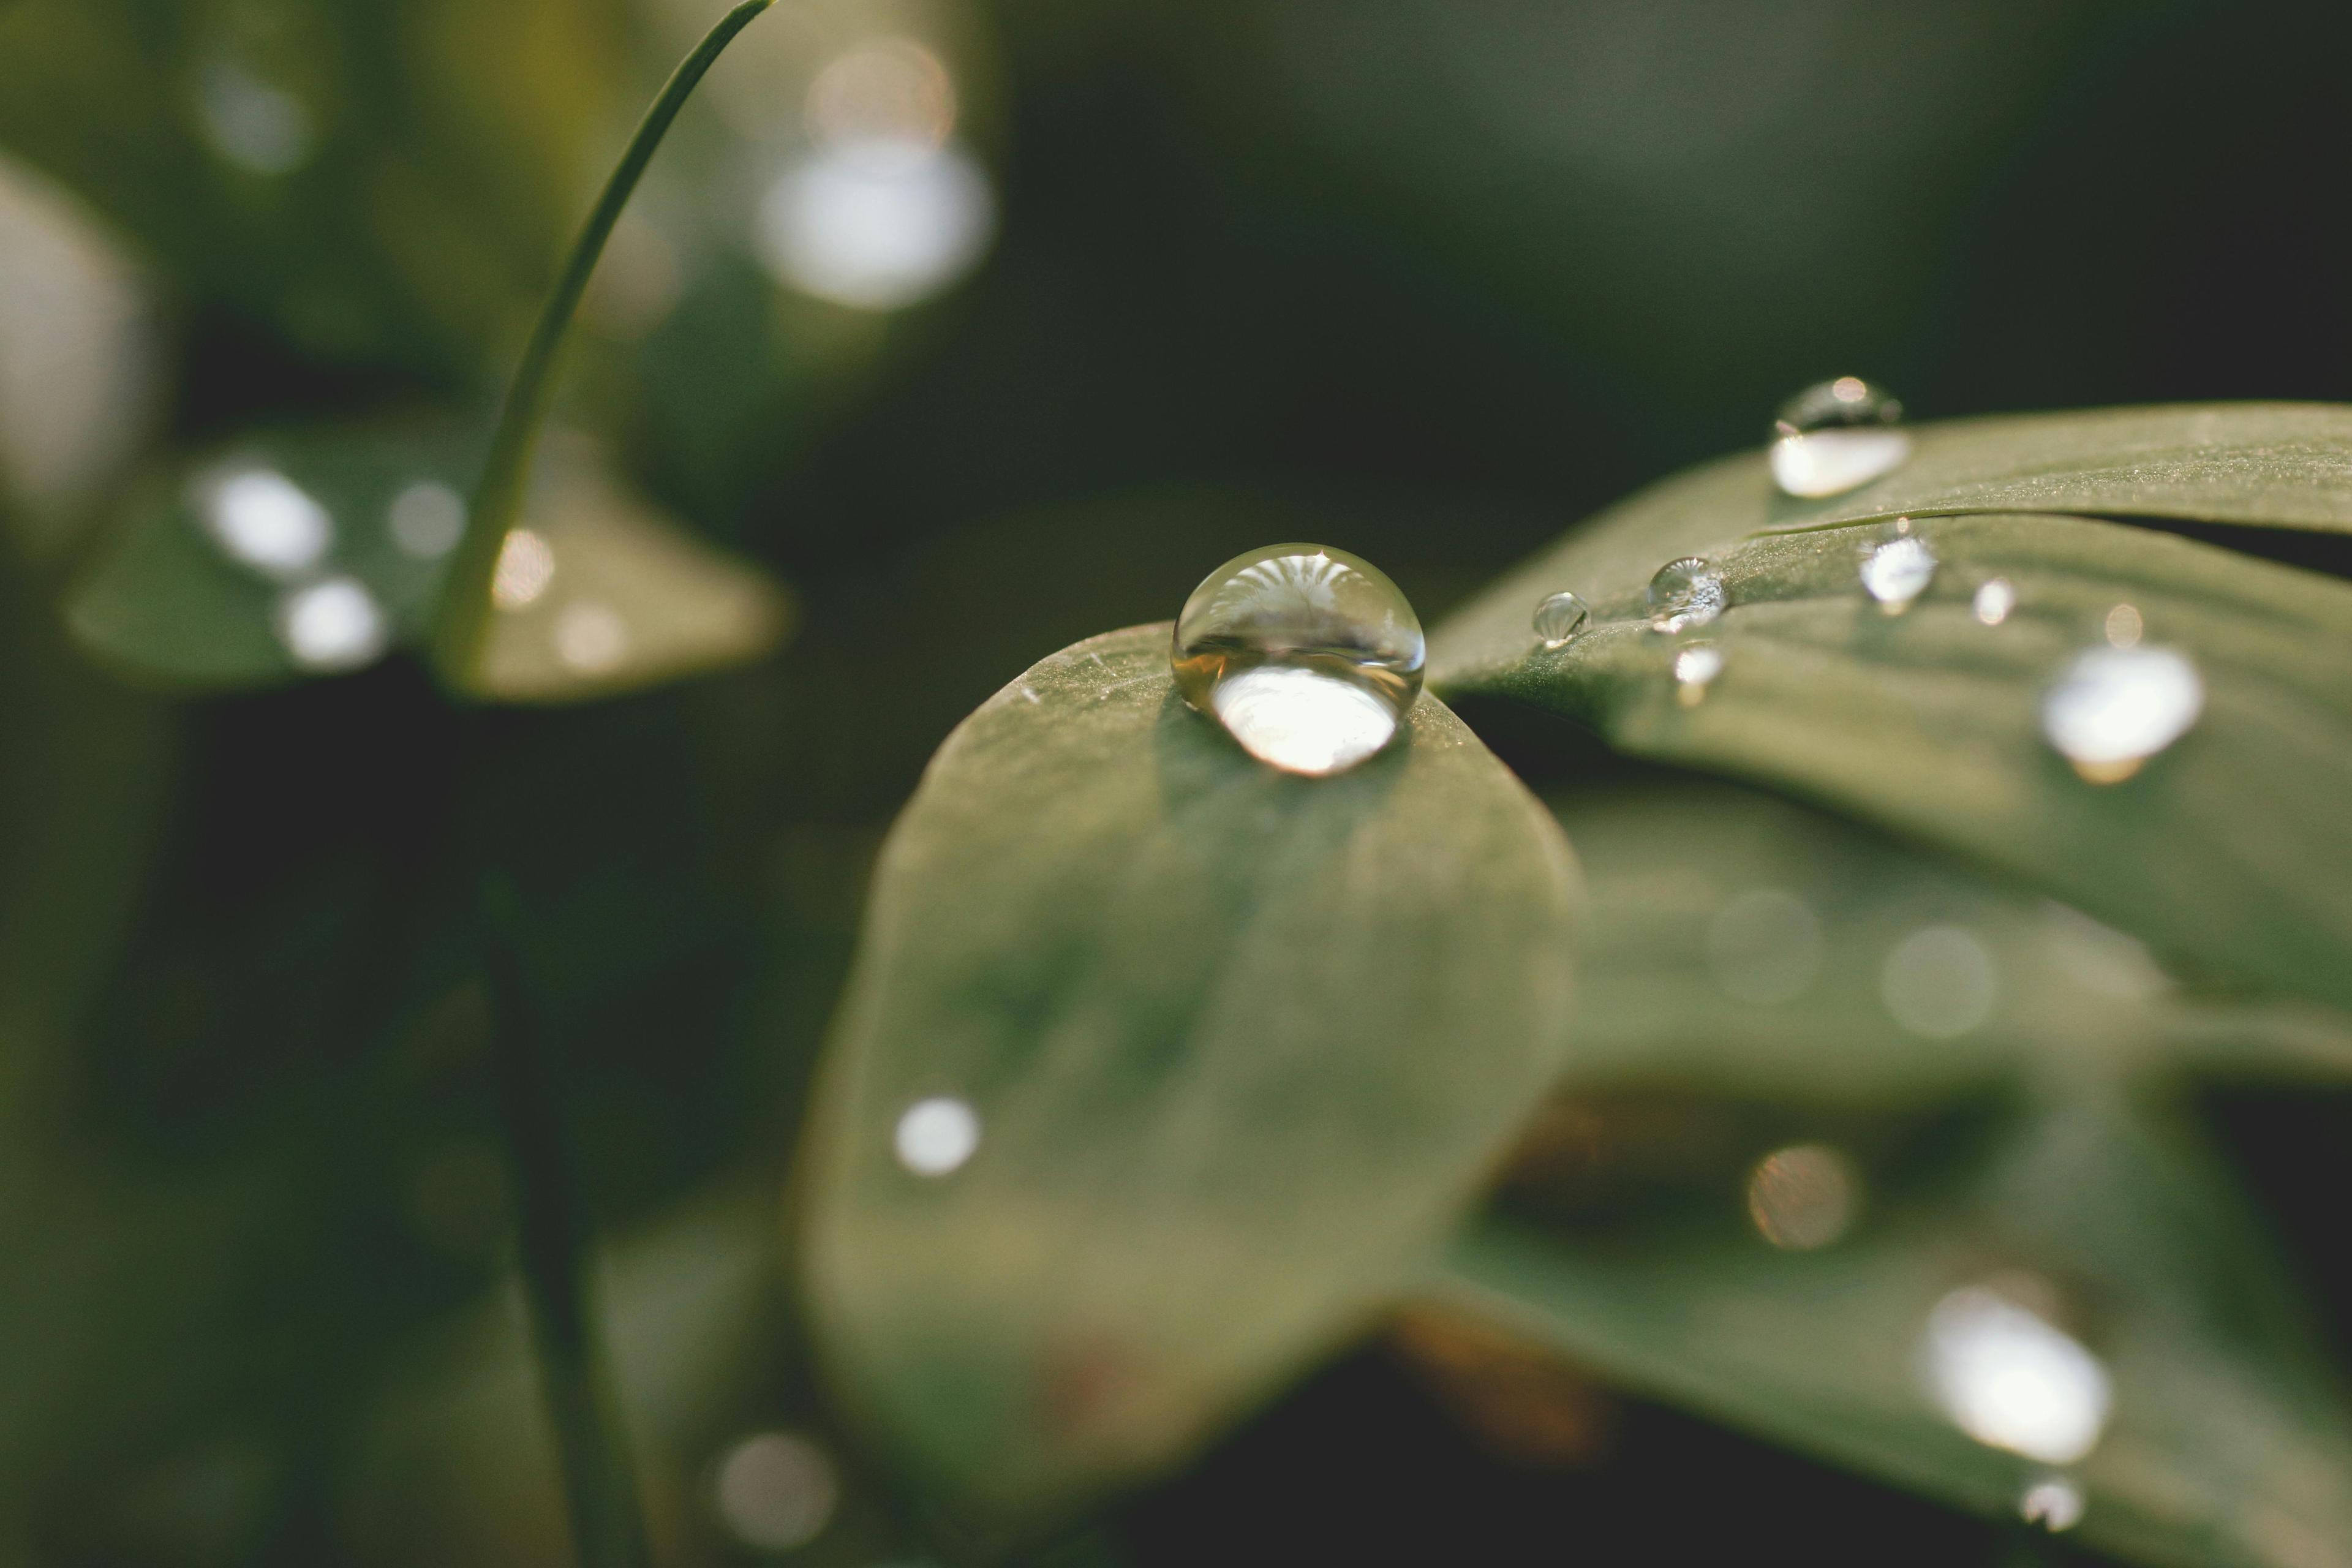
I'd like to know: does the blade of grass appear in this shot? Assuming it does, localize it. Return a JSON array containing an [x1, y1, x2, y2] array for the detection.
[[429, 0, 774, 693]]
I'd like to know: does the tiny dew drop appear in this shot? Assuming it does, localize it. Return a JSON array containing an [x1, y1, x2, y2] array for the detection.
[[1531, 590, 1590, 649], [1859, 526, 1936, 612], [2041, 645, 2204, 785], [1974, 577, 2016, 625], [1770, 376, 1910, 499], [1647, 557, 1725, 633], [1172, 543, 1424, 776], [2019, 1475, 2086, 1534], [894, 1096, 979, 1176], [1672, 640, 1722, 706]]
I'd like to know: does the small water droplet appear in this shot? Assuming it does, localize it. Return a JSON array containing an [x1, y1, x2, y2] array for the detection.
[[2041, 645, 2203, 784], [388, 480, 465, 559], [1921, 1283, 2111, 1465], [1172, 543, 1423, 776], [1672, 640, 1723, 706], [273, 576, 387, 672], [2020, 1475, 2086, 1533], [198, 466, 331, 578], [1746, 1144, 1861, 1251], [2104, 603, 2143, 649], [1647, 557, 1725, 633], [1859, 527, 1937, 612], [1973, 577, 2016, 625], [894, 1096, 979, 1176], [713, 1431, 839, 1551], [1531, 590, 1590, 649], [1880, 925, 1998, 1038], [1770, 377, 1910, 498]]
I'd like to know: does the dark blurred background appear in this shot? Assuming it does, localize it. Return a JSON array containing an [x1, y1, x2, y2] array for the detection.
[[0, 0, 2346, 1562]]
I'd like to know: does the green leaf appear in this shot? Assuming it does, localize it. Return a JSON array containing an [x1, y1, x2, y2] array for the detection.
[[797, 624, 1581, 1530], [1433, 1090, 2352, 1568], [63, 426, 790, 701], [1431, 510, 2352, 1011]]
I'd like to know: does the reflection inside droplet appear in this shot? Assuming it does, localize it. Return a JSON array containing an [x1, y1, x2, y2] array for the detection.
[[274, 576, 387, 671], [1647, 557, 1725, 634], [1880, 925, 1998, 1038], [554, 601, 629, 674], [1746, 1144, 1861, 1251], [2020, 1474, 2086, 1532], [1923, 1284, 2111, 1464], [491, 528, 556, 609], [1769, 378, 1910, 499], [894, 1096, 980, 1176], [755, 137, 994, 311], [1672, 641, 1722, 706], [194, 58, 314, 176], [201, 467, 331, 577], [1973, 577, 2016, 626], [387, 480, 465, 560], [1707, 888, 1822, 1004], [1532, 589, 1590, 649], [1172, 543, 1423, 776], [712, 1431, 839, 1551], [1860, 531, 1936, 612], [2040, 645, 2203, 784], [2104, 603, 2143, 649]]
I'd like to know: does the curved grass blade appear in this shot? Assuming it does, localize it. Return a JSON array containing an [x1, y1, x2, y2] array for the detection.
[[797, 623, 1581, 1534], [1433, 513, 2352, 1012]]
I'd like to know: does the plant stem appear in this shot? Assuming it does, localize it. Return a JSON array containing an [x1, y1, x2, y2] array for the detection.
[[481, 876, 651, 1568], [430, 0, 775, 693]]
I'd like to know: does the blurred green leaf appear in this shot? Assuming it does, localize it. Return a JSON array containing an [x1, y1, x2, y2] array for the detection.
[[798, 623, 1580, 1532], [1434, 1090, 2352, 1568], [64, 426, 790, 700], [1432, 508, 2352, 1011]]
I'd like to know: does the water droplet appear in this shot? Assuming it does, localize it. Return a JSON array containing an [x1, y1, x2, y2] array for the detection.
[[554, 601, 629, 674], [1973, 577, 2016, 626], [387, 480, 465, 559], [1672, 640, 1723, 706], [198, 466, 331, 578], [1172, 543, 1423, 776], [1921, 1283, 2111, 1464], [1859, 529, 1936, 612], [1531, 590, 1590, 649], [1647, 557, 1725, 633], [2040, 645, 2203, 785], [894, 1096, 979, 1176], [273, 577, 387, 672], [1707, 888, 1823, 1004], [1770, 377, 1911, 498], [1746, 1144, 1861, 1251], [2020, 1475, 2086, 1533], [490, 528, 556, 609], [2104, 603, 2143, 649], [1880, 925, 1998, 1038], [713, 1432, 839, 1551]]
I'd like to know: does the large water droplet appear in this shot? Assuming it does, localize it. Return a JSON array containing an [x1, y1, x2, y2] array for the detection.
[[1173, 543, 1423, 776], [1531, 590, 1589, 649], [2040, 645, 2203, 784], [198, 466, 331, 578], [1647, 557, 1725, 633], [1770, 376, 1910, 499], [1921, 1283, 2111, 1465], [1860, 528, 1936, 612]]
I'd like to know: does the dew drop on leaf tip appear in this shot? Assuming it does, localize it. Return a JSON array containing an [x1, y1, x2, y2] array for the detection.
[[1648, 557, 1725, 634], [1171, 543, 1424, 776], [1859, 525, 1936, 612], [1531, 589, 1590, 649], [1770, 375, 1910, 499]]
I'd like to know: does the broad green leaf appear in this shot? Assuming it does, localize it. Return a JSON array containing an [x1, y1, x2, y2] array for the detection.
[[1432, 511, 2352, 1012], [798, 624, 1581, 1529], [1554, 780, 2352, 1104], [1432, 1091, 2352, 1568], [64, 426, 789, 701]]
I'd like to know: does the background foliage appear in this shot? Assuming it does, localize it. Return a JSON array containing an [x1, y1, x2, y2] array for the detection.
[[1, 0, 2350, 1564]]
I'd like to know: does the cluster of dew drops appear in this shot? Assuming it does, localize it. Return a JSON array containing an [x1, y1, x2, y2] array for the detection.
[[1531, 377, 2206, 781]]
